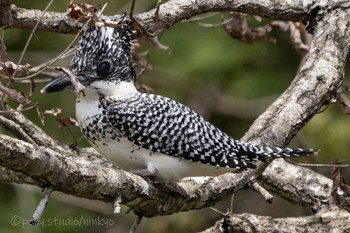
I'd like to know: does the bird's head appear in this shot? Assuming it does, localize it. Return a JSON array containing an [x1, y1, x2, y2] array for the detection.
[[41, 14, 137, 93]]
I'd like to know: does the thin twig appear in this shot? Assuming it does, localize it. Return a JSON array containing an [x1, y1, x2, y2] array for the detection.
[[250, 181, 274, 203], [0, 115, 36, 144], [148, 36, 171, 53], [183, 13, 234, 28], [113, 196, 121, 214], [209, 207, 228, 216], [289, 22, 309, 55], [129, 0, 136, 19], [154, 0, 162, 21], [14, 2, 110, 82], [13, 39, 78, 81], [229, 194, 235, 213], [0, 102, 38, 114], [55, 67, 85, 100], [286, 159, 350, 168], [130, 215, 143, 233], [126, 207, 132, 214], [337, 158, 350, 163], [182, 12, 219, 23], [28, 48, 75, 74], [13, 19, 93, 81], [29, 186, 53, 225], [11, 0, 55, 79]]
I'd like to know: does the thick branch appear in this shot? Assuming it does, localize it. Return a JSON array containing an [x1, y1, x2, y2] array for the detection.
[[0, 133, 264, 217], [200, 207, 350, 233], [239, 5, 350, 212], [1, 4, 79, 33], [242, 5, 350, 146], [137, 0, 331, 35], [261, 159, 332, 213], [0, 0, 349, 220], [0, 110, 67, 151], [0, 0, 341, 35], [0, 165, 40, 186]]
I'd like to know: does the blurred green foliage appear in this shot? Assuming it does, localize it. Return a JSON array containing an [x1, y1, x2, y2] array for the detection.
[[1, 1, 350, 233]]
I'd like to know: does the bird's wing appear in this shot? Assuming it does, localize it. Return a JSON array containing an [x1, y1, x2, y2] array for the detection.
[[105, 93, 258, 169]]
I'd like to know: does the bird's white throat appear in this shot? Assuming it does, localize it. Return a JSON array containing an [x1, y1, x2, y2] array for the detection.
[[90, 80, 138, 100], [75, 80, 138, 128]]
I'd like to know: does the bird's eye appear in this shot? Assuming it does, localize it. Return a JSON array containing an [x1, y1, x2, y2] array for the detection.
[[96, 61, 111, 76]]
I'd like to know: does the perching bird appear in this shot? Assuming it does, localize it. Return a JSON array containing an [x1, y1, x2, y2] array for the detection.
[[41, 15, 315, 181]]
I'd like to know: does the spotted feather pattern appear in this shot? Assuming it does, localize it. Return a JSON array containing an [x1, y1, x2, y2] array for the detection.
[[57, 14, 316, 177], [70, 14, 136, 83], [103, 93, 315, 169]]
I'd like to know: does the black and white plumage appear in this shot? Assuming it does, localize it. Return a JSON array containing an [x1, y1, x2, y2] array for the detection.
[[41, 15, 316, 180]]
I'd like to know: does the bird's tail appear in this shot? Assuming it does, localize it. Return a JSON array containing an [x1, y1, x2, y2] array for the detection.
[[256, 146, 317, 161]]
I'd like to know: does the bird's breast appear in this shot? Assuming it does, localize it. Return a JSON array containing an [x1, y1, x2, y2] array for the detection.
[[75, 91, 120, 144], [75, 90, 101, 125]]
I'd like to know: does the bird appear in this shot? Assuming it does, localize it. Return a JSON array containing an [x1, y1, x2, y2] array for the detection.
[[41, 14, 316, 181]]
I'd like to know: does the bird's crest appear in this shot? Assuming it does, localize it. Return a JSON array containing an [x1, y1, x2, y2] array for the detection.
[[70, 14, 139, 82]]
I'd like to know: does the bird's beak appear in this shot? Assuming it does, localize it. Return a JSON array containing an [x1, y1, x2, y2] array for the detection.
[[40, 74, 89, 93]]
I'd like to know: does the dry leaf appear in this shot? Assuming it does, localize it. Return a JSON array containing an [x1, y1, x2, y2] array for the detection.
[[0, 61, 32, 77], [223, 12, 276, 44], [44, 107, 62, 117], [67, 2, 143, 31], [58, 116, 79, 128], [67, 1, 95, 23], [45, 107, 79, 128]]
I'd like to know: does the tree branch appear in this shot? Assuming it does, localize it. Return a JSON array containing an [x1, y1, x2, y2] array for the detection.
[[0, 132, 263, 217], [242, 4, 349, 147], [0, 0, 349, 224], [1, 4, 79, 33], [241, 3, 350, 214], [261, 159, 333, 213], [0, 165, 40, 186], [200, 207, 350, 233], [1, 0, 341, 35]]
